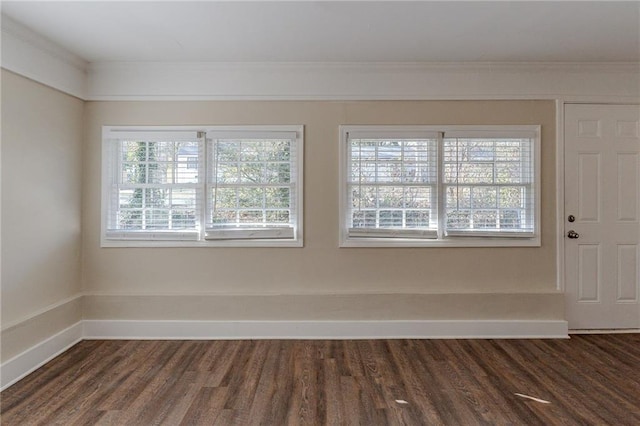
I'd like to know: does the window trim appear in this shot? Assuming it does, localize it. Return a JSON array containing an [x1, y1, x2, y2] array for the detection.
[[101, 125, 304, 248], [339, 125, 541, 248]]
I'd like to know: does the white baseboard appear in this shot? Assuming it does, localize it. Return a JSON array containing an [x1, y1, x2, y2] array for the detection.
[[83, 319, 569, 340], [569, 329, 640, 334], [0, 322, 83, 391], [1, 319, 568, 391]]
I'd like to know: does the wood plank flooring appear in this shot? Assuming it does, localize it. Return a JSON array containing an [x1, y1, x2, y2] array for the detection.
[[2, 335, 640, 425]]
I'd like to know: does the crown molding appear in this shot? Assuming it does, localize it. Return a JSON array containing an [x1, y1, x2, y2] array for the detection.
[[87, 61, 640, 101], [1, 14, 87, 99]]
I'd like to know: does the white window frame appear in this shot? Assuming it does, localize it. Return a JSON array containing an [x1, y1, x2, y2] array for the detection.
[[339, 125, 541, 247], [102, 125, 304, 247]]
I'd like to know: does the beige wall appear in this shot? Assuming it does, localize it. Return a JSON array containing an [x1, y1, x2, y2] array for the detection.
[[1, 71, 84, 360], [83, 100, 558, 318], [0, 79, 560, 360]]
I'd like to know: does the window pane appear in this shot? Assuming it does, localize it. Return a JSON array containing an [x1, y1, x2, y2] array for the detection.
[[471, 187, 497, 208], [145, 188, 170, 208], [446, 186, 471, 208], [404, 187, 432, 209], [378, 186, 405, 208], [238, 187, 264, 209], [352, 161, 377, 182], [447, 210, 471, 229], [213, 187, 237, 209], [404, 141, 432, 162], [216, 141, 240, 162], [348, 137, 437, 231], [496, 142, 522, 161], [500, 210, 522, 229], [350, 185, 377, 209], [118, 209, 143, 230], [466, 141, 495, 161], [266, 210, 290, 224], [265, 163, 290, 183], [110, 136, 201, 234], [456, 163, 494, 184], [239, 163, 264, 183], [145, 209, 169, 229], [402, 162, 434, 183], [352, 210, 376, 228], [350, 140, 376, 160], [239, 210, 264, 224], [170, 189, 197, 229], [265, 187, 290, 208], [379, 210, 403, 228], [377, 162, 403, 182], [147, 162, 172, 184], [265, 140, 290, 161], [121, 141, 146, 163], [406, 210, 430, 228], [216, 163, 239, 183], [240, 141, 263, 161], [473, 210, 498, 229], [499, 187, 524, 208], [121, 162, 145, 184], [212, 210, 237, 224], [496, 162, 522, 183], [119, 188, 142, 208], [208, 136, 297, 229], [176, 143, 200, 183], [443, 137, 534, 234]]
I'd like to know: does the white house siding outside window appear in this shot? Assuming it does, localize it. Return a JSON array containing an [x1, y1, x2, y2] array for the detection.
[[102, 126, 304, 247], [340, 125, 540, 247]]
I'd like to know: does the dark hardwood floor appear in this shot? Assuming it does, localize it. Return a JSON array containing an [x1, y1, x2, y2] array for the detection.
[[2, 335, 639, 425]]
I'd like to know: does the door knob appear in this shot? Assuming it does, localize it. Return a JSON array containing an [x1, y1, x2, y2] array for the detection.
[[567, 230, 580, 239]]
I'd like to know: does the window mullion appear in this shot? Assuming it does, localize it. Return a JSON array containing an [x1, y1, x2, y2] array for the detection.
[[236, 142, 241, 225], [437, 132, 445, 239], [401, 142, 406, 228], [200, 134, 208, 240], [492, 139, 498, 229], [262, 141, 267, 225], [168, 142, 175, 230], [142, 145, 147, 231], [523, 139, 531, 231], [113, 140, 122, 231], [375, 141, 380, 228]]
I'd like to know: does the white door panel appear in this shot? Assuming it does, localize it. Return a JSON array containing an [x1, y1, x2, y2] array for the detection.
[[564, 104, 640, 329]]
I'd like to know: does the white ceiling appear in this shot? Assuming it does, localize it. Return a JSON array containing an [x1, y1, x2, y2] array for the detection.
[[2, 1, 639, 63]]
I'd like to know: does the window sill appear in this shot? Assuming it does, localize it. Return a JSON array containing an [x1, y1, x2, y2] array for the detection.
[[100, 238, 303, 248], [339, 236, 541, 248]]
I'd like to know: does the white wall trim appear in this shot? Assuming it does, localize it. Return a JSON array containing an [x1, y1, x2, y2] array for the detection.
[[1, 14, 87, 99], [83, 319, 568, 340], [569, 329, 640, 334], [556, 99, 567, 292], [87, 61, 640, 101], [0, 318, 569, 390], [0, 322, 83, 391]]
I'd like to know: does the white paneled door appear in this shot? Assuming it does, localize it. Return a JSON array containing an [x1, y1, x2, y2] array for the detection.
[[565, 104, 640, 329]]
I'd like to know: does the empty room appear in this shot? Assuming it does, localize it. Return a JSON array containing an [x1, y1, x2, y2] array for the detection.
[[1, 1, 639, 424]]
